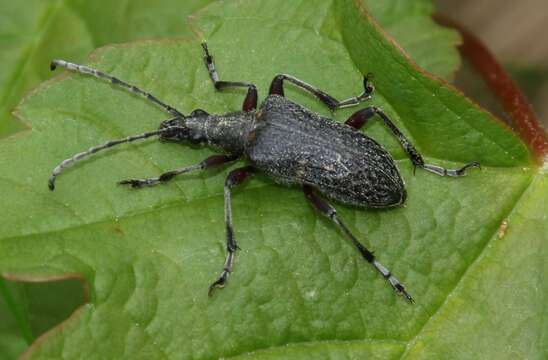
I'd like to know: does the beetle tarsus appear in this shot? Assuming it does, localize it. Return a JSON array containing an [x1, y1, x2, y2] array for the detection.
[[345, 106, 480, 179], [457, 161, 481, 175], [388, 274, 414, 303], [396, 285, 415, 304], [421, 160, 481, 177], [118, 155, 238, 189], [207, 167, 254, 296], [208, 270, 230, 297], [363, 73, 375, 96], [269, 73, 372, 110], [118, 179, 155, 188]]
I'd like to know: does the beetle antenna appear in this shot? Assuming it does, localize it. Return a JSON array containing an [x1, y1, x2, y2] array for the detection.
[[48, 126, 178, 190], [50, 59, 184, 118]]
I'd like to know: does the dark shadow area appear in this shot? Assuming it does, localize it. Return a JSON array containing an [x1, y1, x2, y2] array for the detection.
[[0, 277, 86, 359]]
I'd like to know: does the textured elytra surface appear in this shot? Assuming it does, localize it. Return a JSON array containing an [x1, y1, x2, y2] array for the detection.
[[0, 0, 546, 359], [249, 96, 405, 207]]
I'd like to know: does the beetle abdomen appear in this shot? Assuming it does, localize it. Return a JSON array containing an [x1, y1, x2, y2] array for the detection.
[[245, 95, 406, 208]]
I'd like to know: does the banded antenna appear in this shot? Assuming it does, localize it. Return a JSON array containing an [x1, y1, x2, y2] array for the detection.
[[48, 126, 179, 190]]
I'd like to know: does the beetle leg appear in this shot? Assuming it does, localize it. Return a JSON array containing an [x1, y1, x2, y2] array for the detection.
[[209, 166, 255, 296], [303, 185, 414, 303], [269, 73, 374, 110], [118, 154, 238, 188], [345, 107, 481, 177], [50, 60, 183, 118], [201, 42, 258, 112]]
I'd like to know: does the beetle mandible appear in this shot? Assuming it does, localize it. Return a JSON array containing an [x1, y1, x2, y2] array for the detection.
[[48, 42, 480, 303]]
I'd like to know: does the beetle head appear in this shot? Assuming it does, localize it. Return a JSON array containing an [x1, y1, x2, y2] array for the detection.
[[158, 117, 189, 142], [158, 109, 210, 143]]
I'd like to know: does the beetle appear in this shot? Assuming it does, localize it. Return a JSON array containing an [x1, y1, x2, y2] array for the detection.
[[48, 42, 480, 303]]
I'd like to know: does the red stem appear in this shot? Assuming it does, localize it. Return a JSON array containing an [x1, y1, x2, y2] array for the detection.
[[435, 14, 548, 164]]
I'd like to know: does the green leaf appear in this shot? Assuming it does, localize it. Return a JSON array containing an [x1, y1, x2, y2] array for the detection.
[[0, 0, 93, 137], [0, 278, 85, 358], [362, 0, 462, 80], [0, 0, 542, 359], [0, 0, 213, 138], [0, 0, 459, 139], [401, 170, 547, 359], [0, 280, 31, 358]]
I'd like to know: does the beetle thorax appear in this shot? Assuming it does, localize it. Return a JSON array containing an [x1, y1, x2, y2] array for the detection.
[[185, 111, 256, 154]]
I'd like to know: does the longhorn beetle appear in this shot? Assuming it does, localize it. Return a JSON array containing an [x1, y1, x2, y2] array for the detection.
[[48, 42, 480, 303]]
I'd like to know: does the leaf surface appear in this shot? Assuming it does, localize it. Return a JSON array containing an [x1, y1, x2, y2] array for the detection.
[[0, 0, 543, 359], [0, 0, 459, 139], [0, 0, 213, 137]]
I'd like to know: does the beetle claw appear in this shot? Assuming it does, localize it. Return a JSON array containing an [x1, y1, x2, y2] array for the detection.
[[400, 288, 415, 304], [454, 161, 481, 176], [390, 277, 415, 304], [208, 271, 229, 297]]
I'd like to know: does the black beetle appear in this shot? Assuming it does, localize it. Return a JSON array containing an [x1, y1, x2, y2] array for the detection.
[[48, 42, 480, 303]]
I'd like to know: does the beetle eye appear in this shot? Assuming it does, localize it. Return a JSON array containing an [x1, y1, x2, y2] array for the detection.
[[191, 109, 209, 117]]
